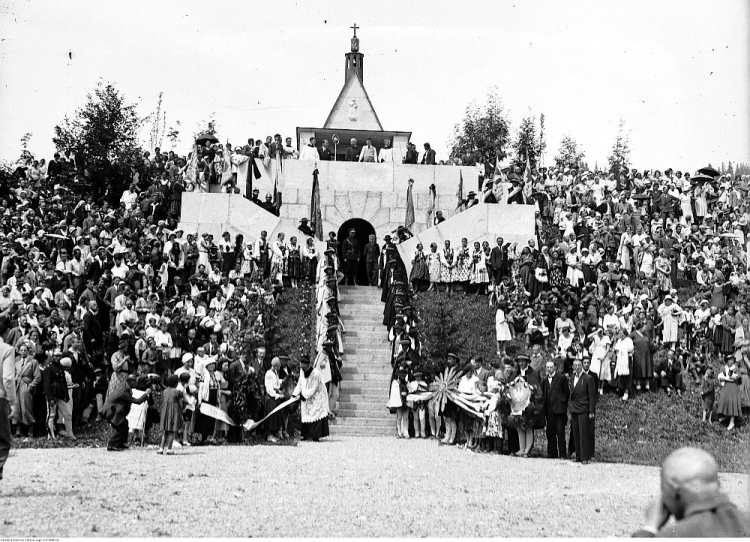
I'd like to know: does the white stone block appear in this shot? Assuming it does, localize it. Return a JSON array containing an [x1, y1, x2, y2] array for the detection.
[[334, 192, 352, 219], [381, 191, 397, 208], [348, 191, 367, 218], [363, 192, 382, 221]]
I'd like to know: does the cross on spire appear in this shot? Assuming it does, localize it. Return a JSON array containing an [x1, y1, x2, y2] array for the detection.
[[350, 23, 359, 37]]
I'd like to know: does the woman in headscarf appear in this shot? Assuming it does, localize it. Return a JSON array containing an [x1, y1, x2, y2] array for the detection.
[[293, 354, 330, 441]]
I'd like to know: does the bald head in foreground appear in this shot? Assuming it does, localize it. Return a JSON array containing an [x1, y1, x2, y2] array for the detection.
[[633, 447, 749, 537]]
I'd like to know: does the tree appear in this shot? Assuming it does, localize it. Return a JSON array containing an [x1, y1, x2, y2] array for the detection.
[[538, 113, 546, 167], [607, 119, 631, 177], [166, 120, 181, 151], [448, 87, 511, 167], [511, 112, 542, 170], [727, 161, 734, 175], [554, 134, 585, 170], [53, 82, 144, 199], [19, 133, 34, 165], [148, 92, 166, 153]]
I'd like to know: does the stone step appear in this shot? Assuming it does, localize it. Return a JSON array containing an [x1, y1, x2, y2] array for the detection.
[[340, 366, 392, 376], [341, 382, 391, 393], [346, 347, 391, 355], [344, 330, 388, 339], [341, 377, 392, 387], [329, 426, 395, 437], [336, 408, 391, 418], [340, 324, 383, 332], [339, 394, 389, 403], [339, 299, 383, 306], [338, 400, 388, 410], [330, 416, 394, 427]]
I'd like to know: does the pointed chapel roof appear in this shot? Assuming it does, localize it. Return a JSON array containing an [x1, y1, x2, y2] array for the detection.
[[323, 72, 384, 131]]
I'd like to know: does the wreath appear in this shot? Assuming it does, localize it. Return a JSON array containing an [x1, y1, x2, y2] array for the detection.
[[228, 371, 265, 428], [494, 378, 544, 431]]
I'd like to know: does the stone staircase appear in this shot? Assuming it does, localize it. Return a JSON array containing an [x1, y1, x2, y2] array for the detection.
[[331, 285, 394, 437]]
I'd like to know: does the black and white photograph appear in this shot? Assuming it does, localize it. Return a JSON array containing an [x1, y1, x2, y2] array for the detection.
[[0, 0, 748, 538]]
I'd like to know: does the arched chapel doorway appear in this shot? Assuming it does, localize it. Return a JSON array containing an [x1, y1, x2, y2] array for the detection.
[[337, 218, 376, 286]]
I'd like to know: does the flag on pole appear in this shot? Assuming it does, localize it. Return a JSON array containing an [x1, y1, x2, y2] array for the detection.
[[522, 154, 532, 203], [311, 168, 323, 241], [456, 170, 464, 212], [426, 183, 437, 227], [405, 178, 415, 229]]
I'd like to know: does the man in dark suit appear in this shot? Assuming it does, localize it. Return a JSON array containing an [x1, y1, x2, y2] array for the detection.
[[632, 447, 749, 537], [490, 237, 510, 284], [342, 228, 360, 286], [99, 374, 150, 451], [568, 359, 596, 464], [542, 360, 570, 459]]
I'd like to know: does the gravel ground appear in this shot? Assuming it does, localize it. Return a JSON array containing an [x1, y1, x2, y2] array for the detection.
[[0, 437, 747, 538]]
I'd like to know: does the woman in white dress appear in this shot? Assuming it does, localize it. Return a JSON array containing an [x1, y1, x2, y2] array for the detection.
[[612, 328, 634, 401], [639, 244, 655, 278], [495, 303, 512, 353], [270, 232, 286, 284], [678, 188, 693, 225], [565, 246, 584, 289], [588, 327, 612, 395], [693, 185, 707, 221], [617, 225, 634, 272], [657, 295, 683, 349], [426, 243, 442, 291], [439, 240, 455, 292]]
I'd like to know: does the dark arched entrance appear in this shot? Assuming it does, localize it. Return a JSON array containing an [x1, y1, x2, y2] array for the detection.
[[337, 218, 376, 286]]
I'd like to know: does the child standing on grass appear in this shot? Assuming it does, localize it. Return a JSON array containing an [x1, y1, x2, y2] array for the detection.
[[158, 375, 184, 455], [700, 367, 715, 424]]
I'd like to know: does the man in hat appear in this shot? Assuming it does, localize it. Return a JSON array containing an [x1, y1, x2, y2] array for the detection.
[[42, 349, 68, 439], [343, 228, 360, 286], [0, 321, 15, 480], [543, 359, 570, 459], [364, 234, 380, 286], [298, 218, 315, 237], [632, 447, 749, 537], [100, 373, 150, 451]]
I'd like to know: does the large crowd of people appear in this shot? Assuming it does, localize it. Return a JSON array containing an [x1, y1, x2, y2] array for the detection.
[[384, 164, 750, 460], [0, 147, 357, 474], [1, 138, 749, 480]]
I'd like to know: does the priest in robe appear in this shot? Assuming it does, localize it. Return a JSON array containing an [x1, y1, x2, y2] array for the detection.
[[292, 355, 330, 441], [299, 137, 320, 161], [231, 148, 251, 198]]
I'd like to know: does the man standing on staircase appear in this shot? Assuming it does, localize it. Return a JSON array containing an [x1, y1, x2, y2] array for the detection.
[[343, 228, 360, 286], [364, 234, 380, 286]]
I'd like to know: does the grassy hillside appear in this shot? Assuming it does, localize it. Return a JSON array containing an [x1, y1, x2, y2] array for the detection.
[[412, 291, 749, 472]]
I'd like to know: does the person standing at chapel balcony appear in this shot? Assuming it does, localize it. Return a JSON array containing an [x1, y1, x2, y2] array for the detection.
[[345, 138, 360, 161], [359, 138, 377, 163], [421, 143, 436, 165]]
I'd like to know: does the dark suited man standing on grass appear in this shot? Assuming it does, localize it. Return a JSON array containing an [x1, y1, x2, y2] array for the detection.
[[542, 360, 569, 459], [568, 359, 596, 464]]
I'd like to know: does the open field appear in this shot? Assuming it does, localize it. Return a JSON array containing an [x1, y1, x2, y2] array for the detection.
[[0, 437, 747, 538]]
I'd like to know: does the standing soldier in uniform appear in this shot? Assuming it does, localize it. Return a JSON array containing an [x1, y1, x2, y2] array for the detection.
[[343, 228, 360, 286], [364, 234, 380, 286]]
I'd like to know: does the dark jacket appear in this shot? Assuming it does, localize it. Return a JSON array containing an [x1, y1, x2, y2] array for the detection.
[[43, 361, 69, 402], [632, 493, 749, 537], [99, 381, 148, 426], [569, 371, 596, 414], [542, 372, 570, 415]]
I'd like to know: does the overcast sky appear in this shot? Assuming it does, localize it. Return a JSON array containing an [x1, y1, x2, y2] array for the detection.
[[1, 0, 748, 170]]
